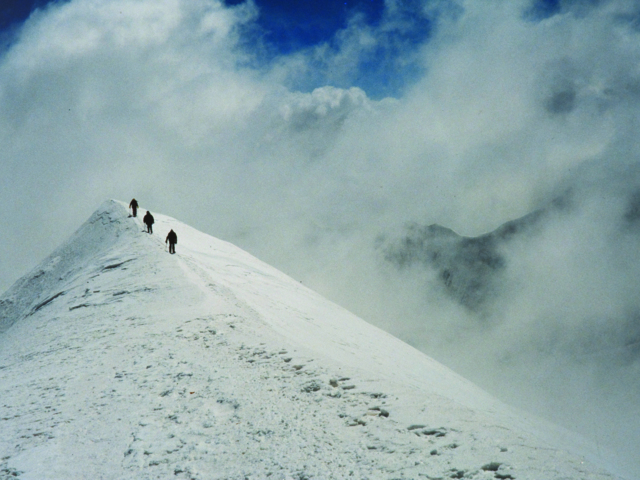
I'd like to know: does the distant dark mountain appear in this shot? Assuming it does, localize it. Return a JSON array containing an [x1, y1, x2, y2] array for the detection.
[[381, 208, 547, 311], [382, 181, 640, 313]]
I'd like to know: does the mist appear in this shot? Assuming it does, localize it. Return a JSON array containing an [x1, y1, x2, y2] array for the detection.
[[2, 0, 640, 476]]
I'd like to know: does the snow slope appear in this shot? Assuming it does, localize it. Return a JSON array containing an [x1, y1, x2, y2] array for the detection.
[[0, 200, 624, 480]]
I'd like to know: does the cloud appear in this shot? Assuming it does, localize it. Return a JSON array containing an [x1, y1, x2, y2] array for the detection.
[[2, 0, 640, 475], [261, 0, 434, 99]]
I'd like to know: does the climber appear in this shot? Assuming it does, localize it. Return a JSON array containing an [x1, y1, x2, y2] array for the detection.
[[165, 229, 177, 254], [143, 211, 154, 234], [129, 198, 139, 217]]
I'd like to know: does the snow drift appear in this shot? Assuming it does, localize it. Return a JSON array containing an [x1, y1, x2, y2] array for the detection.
[[0, 200, 624, 479]]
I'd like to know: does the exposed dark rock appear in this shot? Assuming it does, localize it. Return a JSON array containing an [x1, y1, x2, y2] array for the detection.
[[301, 380, 322, 393], [482, 462, 502, 472], [383, 221, 510, 311], [32, 291, 65, 314], [407, 424, 426, 431], [381, 199, 557, 311]]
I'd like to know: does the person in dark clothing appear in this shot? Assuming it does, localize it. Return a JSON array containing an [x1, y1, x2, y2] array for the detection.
[[143, 211, 154, 233], [165, 229, 177, 254], [129, 198, 139, 217]]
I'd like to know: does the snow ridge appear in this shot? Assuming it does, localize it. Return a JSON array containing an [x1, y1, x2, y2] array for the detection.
[[0, 200, 623, 479]]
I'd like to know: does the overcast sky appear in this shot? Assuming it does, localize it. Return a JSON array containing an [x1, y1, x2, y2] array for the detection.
[[2, 0, 640, 475]]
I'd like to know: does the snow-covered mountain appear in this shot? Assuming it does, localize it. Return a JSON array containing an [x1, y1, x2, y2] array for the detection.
[[0, 200, 624, 479]]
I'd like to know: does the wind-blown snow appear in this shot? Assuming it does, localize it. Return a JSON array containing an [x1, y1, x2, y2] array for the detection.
[[0, 200, 623, 479]]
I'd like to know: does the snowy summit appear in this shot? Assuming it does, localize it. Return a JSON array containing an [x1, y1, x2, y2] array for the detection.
[[0, 200, 623, 479]]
